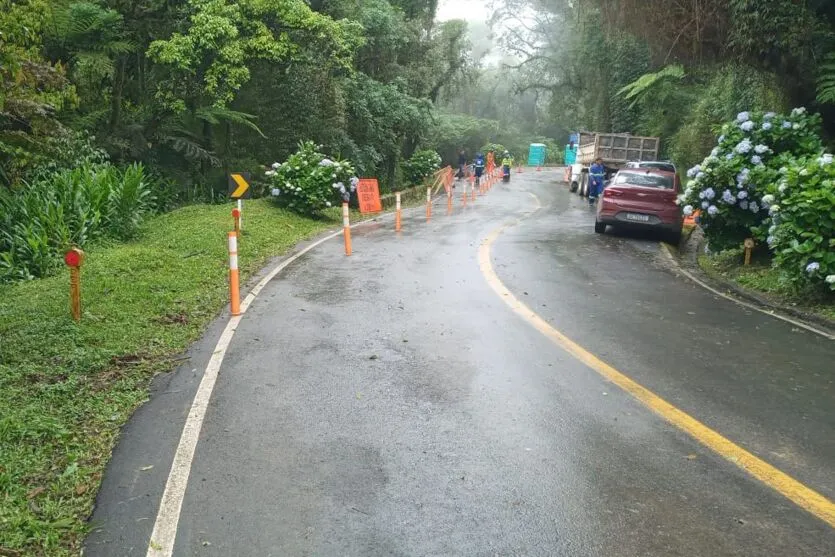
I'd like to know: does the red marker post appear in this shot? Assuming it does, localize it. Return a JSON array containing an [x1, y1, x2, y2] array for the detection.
[[64, 248, 85, 322]]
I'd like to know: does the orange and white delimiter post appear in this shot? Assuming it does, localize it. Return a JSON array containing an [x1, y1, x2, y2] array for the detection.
[[426, 187, 432, 221], [228, 231, 241, 316], [342, 202, 352, 256], [395, 192, 402, 232]]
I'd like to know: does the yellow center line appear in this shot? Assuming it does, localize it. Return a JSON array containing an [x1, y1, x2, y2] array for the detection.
[[478, 195, 835, 528]]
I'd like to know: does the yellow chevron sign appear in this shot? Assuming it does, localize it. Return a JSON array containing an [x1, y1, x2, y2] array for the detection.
[[228, 173, 251, 199]]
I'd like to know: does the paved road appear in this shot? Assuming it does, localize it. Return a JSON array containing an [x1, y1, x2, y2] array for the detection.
[[87, 169, 834, 556]]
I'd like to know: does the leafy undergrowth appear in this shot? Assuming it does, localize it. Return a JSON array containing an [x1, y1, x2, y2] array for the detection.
[[699, 250, 835, 322], [0, 199, 341, 555]]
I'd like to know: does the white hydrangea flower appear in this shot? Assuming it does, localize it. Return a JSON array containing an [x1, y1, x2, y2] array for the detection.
[[761, 194, 775, 205], [793, 123, 800, 130], [725, 153, 735, 160], [826, 275, 835, 284], [718, 134, 726, 143], [792, 107, 806, 116], [319, 158, 335, 167], [764, 112, 777, 120], [806, 261, 820, 273], [767, 236, 776, 246], [818, 153, 834, 166], [711, 147, 720, 157], [762, 122, 772, 131], [740, 121, 755, 132], [754, 144, 770, 154], [778, 183, 788, 193], [769, 204, 780, 215], [751, 155, 763, 166], [272, 162, 281, 169], [326, 201, 332, 207], [265, 170, 276, 177], [800, 168, 810, 176]]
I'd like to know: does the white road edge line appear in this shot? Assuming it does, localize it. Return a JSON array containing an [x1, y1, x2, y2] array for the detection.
[[659, 243, 833, 341], [145, 197, 450, 557]]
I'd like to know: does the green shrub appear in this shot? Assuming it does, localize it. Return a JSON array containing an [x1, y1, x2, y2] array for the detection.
[[266, 141, 358, 216], [679, 108, 822, 251], [401, 149, 441, 188], [0, 163, 160, 282], [766, 155, 835, 291]]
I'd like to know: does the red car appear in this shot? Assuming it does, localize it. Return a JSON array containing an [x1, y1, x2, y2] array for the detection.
[[594, 169, 683, 244]]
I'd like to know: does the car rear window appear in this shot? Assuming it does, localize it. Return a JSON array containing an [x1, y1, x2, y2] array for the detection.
[[642, 162, 676, 173], [615, 172, 674, 189]]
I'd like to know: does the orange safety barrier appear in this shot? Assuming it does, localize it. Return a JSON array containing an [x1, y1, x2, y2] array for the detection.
[[684, 210, 700, 227]]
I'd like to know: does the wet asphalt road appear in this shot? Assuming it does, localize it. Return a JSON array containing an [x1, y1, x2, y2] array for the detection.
[[86, 169, 834, 556]]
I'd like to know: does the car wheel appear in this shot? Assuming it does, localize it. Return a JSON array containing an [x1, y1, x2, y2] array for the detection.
[[665, 229, 682, 246], [594, 221, 606, 234]]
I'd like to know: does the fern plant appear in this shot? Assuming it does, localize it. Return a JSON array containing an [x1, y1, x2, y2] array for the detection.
[[617, 64, 686, 108], [817, 52, 835, 105]]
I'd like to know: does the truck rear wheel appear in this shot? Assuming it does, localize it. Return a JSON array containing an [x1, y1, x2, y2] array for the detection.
[[570, 180, 578, 193], [580, 173, 588, 197]]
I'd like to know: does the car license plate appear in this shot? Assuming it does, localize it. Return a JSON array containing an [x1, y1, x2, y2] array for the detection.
[[625, 213, 650, 222]]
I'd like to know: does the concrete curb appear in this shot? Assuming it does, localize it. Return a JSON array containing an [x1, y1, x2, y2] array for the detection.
[[658, 241, 835, 340]]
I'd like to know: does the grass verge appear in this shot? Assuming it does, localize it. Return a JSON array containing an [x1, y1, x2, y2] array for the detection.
[[0, 199, 342, 555], [698, 250, 835, 322]]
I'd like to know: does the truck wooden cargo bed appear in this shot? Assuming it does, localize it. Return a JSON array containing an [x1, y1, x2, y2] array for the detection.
[[577, 133, 660, 167]]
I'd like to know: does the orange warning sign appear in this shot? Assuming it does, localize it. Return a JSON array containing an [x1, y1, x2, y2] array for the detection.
[[357, 179, 382, 213]]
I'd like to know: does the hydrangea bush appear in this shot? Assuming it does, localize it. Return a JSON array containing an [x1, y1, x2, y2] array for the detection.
[[766, 155, 835, 291], [266, 141, 358, 216], [402, 149, 442, 188], [679, 108, 823, 251]]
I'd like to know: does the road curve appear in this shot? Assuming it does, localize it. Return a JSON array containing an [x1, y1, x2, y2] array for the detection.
[[86, 169, 834, 556]]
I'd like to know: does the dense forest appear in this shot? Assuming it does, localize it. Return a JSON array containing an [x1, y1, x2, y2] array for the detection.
[[489, 0, 835, 170], [2, 0, 834, 281]]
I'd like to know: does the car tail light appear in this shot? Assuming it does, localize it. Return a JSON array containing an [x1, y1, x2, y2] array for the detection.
[[603, 188, 622, 198]]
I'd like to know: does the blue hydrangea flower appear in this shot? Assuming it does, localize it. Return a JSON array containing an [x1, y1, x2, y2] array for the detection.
[[738, 190, 748, 200], [735, 139, 753, 154], [806, 261, 820, 273], [751, 155, 763, 165], [718, 135, 726, 144], [722, 190, 736, 204], [687, 165, 701, 178], [767, 235, 775, 246], [701, 200, 710, 209], [707, 205, 719, 216], [683, 205, 694, 216], [740, 200, 749, 210], [782, 121, 792, 129], [754, 144, 770, 154], [762, 122, 773, 131], [740, 121, 755, 132], [725, 153, 734, 160], [749, 201, 760, 213], [703, 187, 716, 200], [737, 111, 751, 123], [764, 112, 777, 120]]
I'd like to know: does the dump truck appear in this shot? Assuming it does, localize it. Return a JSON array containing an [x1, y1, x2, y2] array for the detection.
[[568, 132, 661, 196]]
